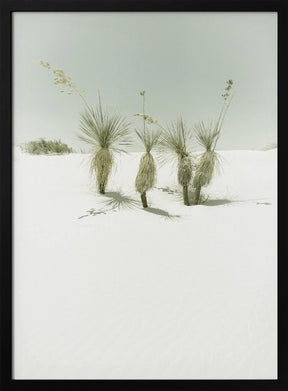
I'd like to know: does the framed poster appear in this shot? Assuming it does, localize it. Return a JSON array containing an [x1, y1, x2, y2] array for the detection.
[[1, 0, 286, 390]]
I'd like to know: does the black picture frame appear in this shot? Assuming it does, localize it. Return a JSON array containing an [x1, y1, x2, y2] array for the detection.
[[1, 1, 286, 390]]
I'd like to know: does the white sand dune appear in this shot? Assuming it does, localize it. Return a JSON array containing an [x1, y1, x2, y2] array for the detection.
[[13, 147, 277, 379]]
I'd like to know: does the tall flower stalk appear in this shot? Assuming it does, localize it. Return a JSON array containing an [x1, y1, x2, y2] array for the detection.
[[40, 60, 93, 115], [135, 91, 161, 208], [192, 79, 234, 205]]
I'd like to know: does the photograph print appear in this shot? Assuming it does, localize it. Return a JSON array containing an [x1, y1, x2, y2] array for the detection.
[[12, 11, 277, 380]]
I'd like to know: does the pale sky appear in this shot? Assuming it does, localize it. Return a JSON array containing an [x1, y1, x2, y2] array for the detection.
[[13, 12, 277, 151]]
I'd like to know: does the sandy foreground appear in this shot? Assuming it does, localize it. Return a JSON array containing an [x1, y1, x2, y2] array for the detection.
[[13, 147, 277, 379]]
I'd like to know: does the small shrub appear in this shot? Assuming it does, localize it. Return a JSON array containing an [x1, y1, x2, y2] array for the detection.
[[20, 138, 74, 155], [262, 142, 277, 151]]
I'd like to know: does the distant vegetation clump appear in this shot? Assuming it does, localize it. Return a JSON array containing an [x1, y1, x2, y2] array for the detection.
[[21, 138, 74, 155], [262, 142, 277, 151]]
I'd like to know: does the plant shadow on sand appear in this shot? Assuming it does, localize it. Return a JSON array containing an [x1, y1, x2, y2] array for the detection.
[[156, 187, 272, 207], [103, 192, 140, 210], [196, 198, 272, 206], [78, 191, 139, 219], [155, 186, 178, 195], [78, 191, 181, 220], [142, 207, 181, 220], [203, 198, 234, 206], [78, 190, 272, 219], [204, 198, 272, 206]]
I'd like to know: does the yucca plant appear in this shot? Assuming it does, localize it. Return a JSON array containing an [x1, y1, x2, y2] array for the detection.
[[40, 60, 131, 194], [192, 79, 234, 205], [134, 91, 161, 208], [79, 98, 131, 194], [160, 117, 193, 206], [192, 123, 220, 204]]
